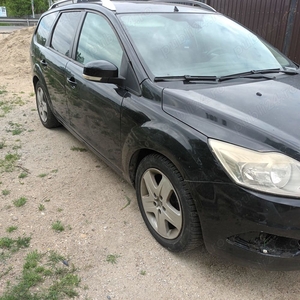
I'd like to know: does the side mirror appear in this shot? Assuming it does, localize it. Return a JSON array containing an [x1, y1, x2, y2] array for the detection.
[[83, 60, 124, 86]]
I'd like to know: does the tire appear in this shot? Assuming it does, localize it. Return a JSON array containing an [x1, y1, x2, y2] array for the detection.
[[136, 154, 202, 252], [35, 81, 61, 128]]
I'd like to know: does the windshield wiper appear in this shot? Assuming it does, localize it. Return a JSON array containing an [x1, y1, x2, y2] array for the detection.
[[219, 72, 275, 82], [154, 68, 298, 83], [282, 67, 299, 74], [253, 68, 298, 75], [219, 68, 298, 82], [183, 75, 217, 81], [154, 75, 217, 82]]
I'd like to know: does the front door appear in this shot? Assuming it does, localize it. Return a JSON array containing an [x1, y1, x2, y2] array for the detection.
[[65, 12, 125, 166]]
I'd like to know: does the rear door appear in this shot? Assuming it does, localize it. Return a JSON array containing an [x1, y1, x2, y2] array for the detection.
[[42, 11, 82, 123]]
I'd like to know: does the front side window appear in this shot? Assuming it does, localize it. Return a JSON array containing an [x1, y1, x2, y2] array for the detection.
[[119, 13, 295, 78], [36, 12, 58, 46], [51, 12, 81, 57], [76, 13, 123, 68]]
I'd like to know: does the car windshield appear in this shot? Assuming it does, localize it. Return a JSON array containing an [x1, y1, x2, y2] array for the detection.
[[118, 13, 295, 78]]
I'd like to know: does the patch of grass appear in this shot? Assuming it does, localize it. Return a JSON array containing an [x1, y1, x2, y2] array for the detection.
[[48, 250, 65, 265], [1, 250, 81, 299], [6, 121, 25, 135], [13, 197, 27, 207], [0, 139, 5, 149], [121, 195, 132, 210], [0, 237, 14, 249], [38, 173, 48, 178], [18, 172, 28, 179], [38, 204, 45, 211], [52, 221, 65, 232], [1, 104, 13, 114], [0, 236, 31, 253], [0, 252, 11, 262], [0, 266, 13, 280], [51, 169, 58, 173], [0, 152, 20, 172], [2, 189, 10, 196], [12, 144, 21, 150], [70, 146, 87, 152], [57, 208, 63, 212], [0, 86, 7, 94], [106, 254, 120, 264], [12, 96, 26, 106], [140, 270, 146, 275], [6, 226, 18, 233]]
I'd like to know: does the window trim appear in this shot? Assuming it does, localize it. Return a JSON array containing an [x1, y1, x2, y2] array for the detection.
[[35, 11, 59, 47], [49, 10, 84, 58], [72, 10, 126, 66]]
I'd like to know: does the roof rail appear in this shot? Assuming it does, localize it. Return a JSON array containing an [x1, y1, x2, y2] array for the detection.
[[49, 0, 98, 9], [49, 0, 215, 12], [150, 0, 215, 12]]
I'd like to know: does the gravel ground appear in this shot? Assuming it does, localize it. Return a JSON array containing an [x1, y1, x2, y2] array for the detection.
[[0, 27, 300, 300]]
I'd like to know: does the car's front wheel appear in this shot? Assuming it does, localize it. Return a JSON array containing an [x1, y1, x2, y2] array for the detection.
[[136, 154, 202, 252], [35, 81, 61, 128]]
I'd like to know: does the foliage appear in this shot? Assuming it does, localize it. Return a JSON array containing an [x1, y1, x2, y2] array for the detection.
[[52, 221, 65, 232], [13, 197, 27, 207], [2, 0, 49, 17], [0, 250, 80, 299], [0, 153, 20, 173]]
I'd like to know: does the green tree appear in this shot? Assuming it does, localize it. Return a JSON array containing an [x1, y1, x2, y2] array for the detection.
[[5, 0, 48, 17], [35, 0, 50, 14], [5, 0, 31, 17]]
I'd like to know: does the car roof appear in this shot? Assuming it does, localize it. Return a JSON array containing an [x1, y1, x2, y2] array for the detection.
[[50, 0, 216, 14]]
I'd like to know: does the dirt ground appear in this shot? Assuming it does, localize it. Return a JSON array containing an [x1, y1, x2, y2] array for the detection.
[[1, 27, 300, 299]]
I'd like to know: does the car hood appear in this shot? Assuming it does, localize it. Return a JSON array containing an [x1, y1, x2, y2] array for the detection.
[[162, 76, 300, 159]]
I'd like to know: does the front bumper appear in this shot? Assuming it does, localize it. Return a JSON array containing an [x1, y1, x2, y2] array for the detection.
[[190, 182, 300, 270]]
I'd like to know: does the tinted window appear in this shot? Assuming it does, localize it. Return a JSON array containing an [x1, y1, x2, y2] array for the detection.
[[51, 12, 81, 57], [36, 12, 58, 46], [76, 13, 123, 68]]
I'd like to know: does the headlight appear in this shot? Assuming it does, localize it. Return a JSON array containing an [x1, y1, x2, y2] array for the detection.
[[209, 139, 300, 197]]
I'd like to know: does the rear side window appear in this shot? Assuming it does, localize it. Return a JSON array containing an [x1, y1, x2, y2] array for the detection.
[[36, 12, 58, 46], [51, 12, 81, 57]]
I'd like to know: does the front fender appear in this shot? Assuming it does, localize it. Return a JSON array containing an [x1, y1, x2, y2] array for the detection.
[[121, 108, 224, 185]]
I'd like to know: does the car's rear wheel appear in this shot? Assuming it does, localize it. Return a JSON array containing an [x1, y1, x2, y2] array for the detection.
[[136, 154, 202, 252], [35, 81, 60, 128]]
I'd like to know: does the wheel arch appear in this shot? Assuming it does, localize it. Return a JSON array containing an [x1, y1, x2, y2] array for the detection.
[[128, 148, 162, 187], [32, 68, 56, 116], [123, 123, 209, 188], [33, 75, 39, 90], [32, 64, 49, 98]]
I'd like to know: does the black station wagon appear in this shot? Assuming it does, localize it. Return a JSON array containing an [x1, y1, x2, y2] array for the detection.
[[30, 0, 300, 270]]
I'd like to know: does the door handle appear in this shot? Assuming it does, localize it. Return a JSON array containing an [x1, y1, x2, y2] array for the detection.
[[40, 59, 47, 67], [67, 77, 77, 88]]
